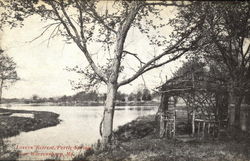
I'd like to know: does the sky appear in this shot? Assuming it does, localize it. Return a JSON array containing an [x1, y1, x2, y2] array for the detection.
[[0, 2, 183, 99]]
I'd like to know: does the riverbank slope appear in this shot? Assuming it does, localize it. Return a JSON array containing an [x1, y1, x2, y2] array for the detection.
[[80, 115, 250, 161]]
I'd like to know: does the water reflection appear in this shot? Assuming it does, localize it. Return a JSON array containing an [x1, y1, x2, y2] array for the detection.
[[4, 105, 157, 160]]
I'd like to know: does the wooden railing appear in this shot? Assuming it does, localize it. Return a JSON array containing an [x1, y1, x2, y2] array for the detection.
[[191, 111, 228, 138], [159, 110, 228, 139]]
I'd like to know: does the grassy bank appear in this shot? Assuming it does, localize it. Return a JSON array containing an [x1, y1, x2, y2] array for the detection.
[[0, 108, 60, 160], [0, 108, 60, 138], [78, 115, 250, 161]]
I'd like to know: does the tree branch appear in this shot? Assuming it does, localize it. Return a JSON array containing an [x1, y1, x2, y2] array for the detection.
[[243, 43, 250, 66], [143, 49, 189, 74], [144, 1, 190, 7], [74, 0, 86, 42], [49, 1, 76, 40], [58, 0, 81, 42], [49, 0, 107, 83], [27, 22, 61, 43], [123, 50, 145, 64], [118, 48, 188, 87], [111, 1, 142, 82], [212, 37, 234, 73], [84, 1, 117, 34], [118, 14, 205, 87], [47, 23, 61, 47]]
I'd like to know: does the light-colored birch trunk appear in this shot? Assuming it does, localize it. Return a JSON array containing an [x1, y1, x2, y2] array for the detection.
[[0, 80, 3, 105], [101, 83, 117, 147]]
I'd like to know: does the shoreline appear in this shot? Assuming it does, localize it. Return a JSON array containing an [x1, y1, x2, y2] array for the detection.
[[0, 108, 60, 138], [2, 101, 160, 107]]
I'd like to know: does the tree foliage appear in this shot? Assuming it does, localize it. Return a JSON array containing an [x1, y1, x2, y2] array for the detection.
[[136, 90, 142, 101], [172, 1, 250, 128], [0, 49, 19, 103], [142, 88, 152, 101], [173, 1, 250, 95]]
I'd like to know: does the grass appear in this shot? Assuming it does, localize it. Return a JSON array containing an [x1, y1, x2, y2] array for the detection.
[[0, 107, 60, 161], [0, 108, 60, 138], [79, 115, 250, 161], [0, 139, 20, 161]]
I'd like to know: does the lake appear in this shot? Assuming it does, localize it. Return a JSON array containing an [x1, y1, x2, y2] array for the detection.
[[3, 105, 157, 160]]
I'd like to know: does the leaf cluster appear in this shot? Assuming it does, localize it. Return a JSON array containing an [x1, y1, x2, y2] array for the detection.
[[0, 49, 19, 88]]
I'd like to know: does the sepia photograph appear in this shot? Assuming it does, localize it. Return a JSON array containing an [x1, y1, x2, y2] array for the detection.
[[0, 0, 250, 160]]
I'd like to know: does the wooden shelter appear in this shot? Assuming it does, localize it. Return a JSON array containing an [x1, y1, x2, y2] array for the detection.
[[157, 69, 229, 138]]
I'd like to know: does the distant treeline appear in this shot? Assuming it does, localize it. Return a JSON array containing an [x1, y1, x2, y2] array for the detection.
[[2, 89, 160, 106]]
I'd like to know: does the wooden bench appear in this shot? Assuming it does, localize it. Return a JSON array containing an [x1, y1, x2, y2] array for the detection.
[[191, 111, 228, 138]]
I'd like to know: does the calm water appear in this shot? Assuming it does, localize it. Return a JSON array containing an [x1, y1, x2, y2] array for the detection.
[[3, 105, 157, 160]]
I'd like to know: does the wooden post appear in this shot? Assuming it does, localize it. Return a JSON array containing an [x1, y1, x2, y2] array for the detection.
[[192, 110, 195, 136], [208, 122, 211, 135], [158, 93, 169, 138], [212, 122, 215, 137], [166, 119, 170, 138], [218, 121, 221, 138], [159, 114, 165, 138], [173, 111, 176, 138], [197, 122, 200, 136], [202, 121, 206, 138]]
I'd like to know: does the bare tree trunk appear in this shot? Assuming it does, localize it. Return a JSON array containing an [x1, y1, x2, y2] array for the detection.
[[0, 80, 3, 105], [0, 87, 2, 105], [101, 83, 117, 148]]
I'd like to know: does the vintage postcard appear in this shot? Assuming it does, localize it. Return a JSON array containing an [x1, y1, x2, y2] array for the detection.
[[0, 1, 250, 161]]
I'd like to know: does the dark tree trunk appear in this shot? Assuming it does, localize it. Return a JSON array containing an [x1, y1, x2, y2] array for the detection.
[[234, 96, 243, 129], [216, 93, 229, 122], [228, 82, 244, 131]]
